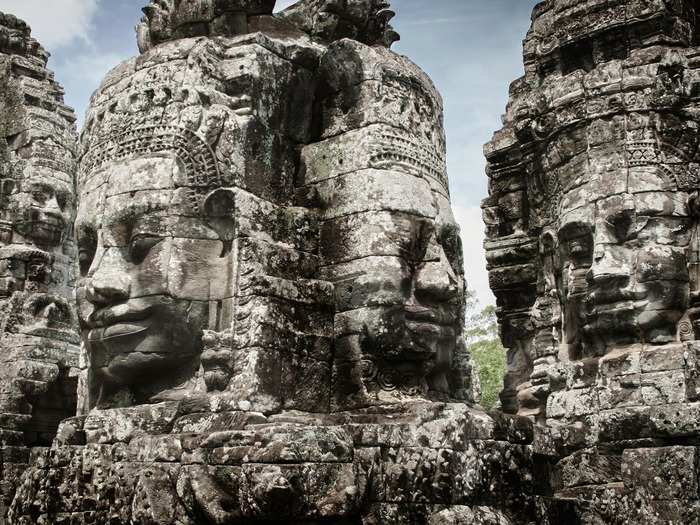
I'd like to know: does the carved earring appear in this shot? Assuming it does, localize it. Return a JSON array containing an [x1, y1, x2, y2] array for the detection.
[[203, 188, 236, 257]]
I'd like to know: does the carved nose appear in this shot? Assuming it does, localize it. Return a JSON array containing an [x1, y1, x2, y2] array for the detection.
[[45, 194, 62, 213], [414, 260, 459, 304], [587, 250, 631, 289], [86, 275, 130, 306]]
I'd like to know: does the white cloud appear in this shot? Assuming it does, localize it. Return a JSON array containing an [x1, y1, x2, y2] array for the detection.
[[453, 204, 495, 307], [0, 0, 99, 49], [58, 50, 125, 86]]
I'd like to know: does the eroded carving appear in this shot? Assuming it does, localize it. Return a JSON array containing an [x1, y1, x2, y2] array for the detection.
[[6, 1, 543, 524], [0, 11, 80, 513], [486, 0, 700, 521]]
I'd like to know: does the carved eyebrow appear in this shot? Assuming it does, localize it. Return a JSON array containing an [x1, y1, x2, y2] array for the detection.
[[26, 179, 72, 196], [557, 220, 593, 239], [102, 202, 167, 229]]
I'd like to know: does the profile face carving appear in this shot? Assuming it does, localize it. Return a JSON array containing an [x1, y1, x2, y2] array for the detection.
[[309, 39, 468, 405], [354, 205, 463, 393]]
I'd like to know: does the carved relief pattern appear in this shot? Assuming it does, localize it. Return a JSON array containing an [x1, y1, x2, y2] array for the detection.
[[80, 125, 221, 214], [4, 2, 538, 524], [484, 0, 700, 521]]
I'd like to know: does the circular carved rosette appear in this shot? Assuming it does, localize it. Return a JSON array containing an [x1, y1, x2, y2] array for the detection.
[[679, 319, 694, 342], [376, 368, 401, 392], [360, 358, 379, 382]]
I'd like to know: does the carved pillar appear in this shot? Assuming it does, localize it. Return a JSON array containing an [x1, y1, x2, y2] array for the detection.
[[0, 11, 80, 513]]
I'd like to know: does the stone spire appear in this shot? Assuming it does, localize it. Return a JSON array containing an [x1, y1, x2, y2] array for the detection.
[[486, 0, 700, 522], [0, 9, 79, 518]]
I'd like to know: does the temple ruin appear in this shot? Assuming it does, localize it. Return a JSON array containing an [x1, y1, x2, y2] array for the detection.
[[0, 0, 699, 523], [485, 0, 700, 522]]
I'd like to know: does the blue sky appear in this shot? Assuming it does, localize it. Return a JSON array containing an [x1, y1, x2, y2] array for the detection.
[[0, 0, 539, 306]]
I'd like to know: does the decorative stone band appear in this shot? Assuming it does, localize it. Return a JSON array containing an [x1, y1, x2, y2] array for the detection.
[[626, 139, 700, 190], [302, 124, 448, 196], [370, 128, 448, 196], [79, 125, 222, 215]]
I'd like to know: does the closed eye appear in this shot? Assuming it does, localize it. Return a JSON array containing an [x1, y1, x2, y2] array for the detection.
[[128, 235, 163, 264]]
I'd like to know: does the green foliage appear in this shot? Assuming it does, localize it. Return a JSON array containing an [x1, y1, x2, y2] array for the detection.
[[464, 291, 506, 409], [470, 337, 507, 409]]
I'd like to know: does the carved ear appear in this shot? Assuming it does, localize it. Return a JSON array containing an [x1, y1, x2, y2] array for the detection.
[[203, 189, 236, 254]]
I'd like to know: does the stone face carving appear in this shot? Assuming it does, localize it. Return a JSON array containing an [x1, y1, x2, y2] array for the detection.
[[6, 1, 545, 524], [486, 0, 700, 521], [0, 10, 80, 514], [72, 0, 471, 415]]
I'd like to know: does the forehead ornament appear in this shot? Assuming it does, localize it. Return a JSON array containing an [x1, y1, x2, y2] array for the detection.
[[79, 125, 221, 215]]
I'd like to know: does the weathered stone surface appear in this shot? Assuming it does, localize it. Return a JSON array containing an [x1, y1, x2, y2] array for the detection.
[[486, 0, 700, 521], [0, 10, 79, 513], [0, 1, 542, 523]]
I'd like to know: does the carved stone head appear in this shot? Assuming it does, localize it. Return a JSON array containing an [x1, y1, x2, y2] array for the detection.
[[304, 40, 470, 408], [484, 4, 700, 417], [76, 0, 473, 414], [76, 25, 320, 409]]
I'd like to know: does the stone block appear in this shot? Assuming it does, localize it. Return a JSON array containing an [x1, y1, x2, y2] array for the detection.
[[555, 448, 622, 489], [622, 447, 698, 500], [640, 344, 688, 373], [600, 347, 641, 377], [640, 370, 686, 405], [547, 388, 598, 419]]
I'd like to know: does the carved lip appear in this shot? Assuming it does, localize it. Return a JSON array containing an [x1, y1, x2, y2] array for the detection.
[[32, 220, 64, 232], [87, 304, 152, 329], [587, 289, 644, 309], [88, 321, 150, 343], [404, 305, 456, 326]]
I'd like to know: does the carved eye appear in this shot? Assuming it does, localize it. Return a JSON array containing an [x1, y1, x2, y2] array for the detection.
[[31, 189, 48, 204], [55, 192, 69, 211], [440, 227, 464, 275], [605, 210, 634, 243], [78, 234, 97, 277], [128, 235, 163, 265]]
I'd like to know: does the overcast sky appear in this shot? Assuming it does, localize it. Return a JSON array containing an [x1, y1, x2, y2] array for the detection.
[[0, 0, 539, 307]]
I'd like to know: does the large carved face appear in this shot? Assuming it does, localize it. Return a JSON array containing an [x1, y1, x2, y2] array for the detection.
[[556, 158, 691, 355], [362, 197, 464, 395], [328, 180, 464, 400], [76, 154, 231, 407]]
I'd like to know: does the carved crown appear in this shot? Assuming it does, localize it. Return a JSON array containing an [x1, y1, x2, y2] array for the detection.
[[277, 0, 400, 47], [0, 12, 48, 62], [136, 0, 276, 52]]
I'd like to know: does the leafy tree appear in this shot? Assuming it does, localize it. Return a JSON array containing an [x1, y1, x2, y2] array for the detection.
[[465, 291, 506, 409]]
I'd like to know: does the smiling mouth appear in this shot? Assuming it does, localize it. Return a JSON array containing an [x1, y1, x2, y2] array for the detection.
[[88, 320, 150, 343], [404, 306, 456, 327], [586, 289, 645, 310]]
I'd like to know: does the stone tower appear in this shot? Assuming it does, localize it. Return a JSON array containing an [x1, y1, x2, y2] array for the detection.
[[0, 11, 79, 514], [486, 0, 700, 521], [8, 1, 542, 524]]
